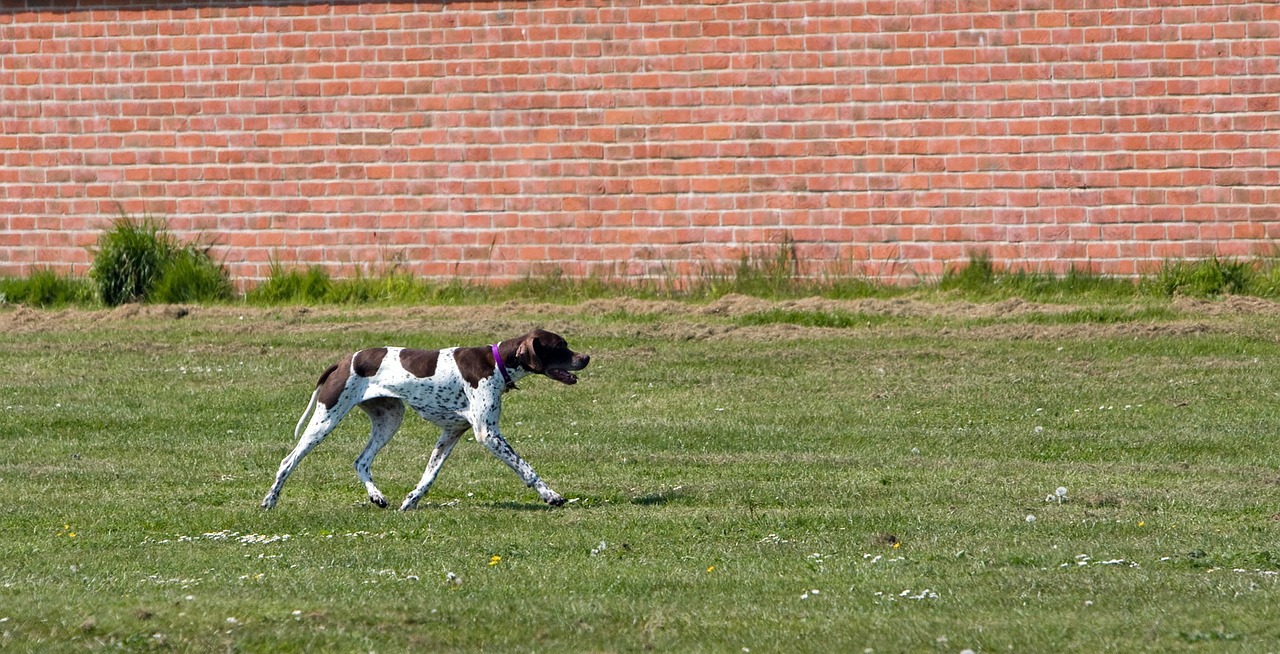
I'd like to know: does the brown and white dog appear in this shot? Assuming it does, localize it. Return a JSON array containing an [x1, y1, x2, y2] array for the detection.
[[261, 329, 590, 510]]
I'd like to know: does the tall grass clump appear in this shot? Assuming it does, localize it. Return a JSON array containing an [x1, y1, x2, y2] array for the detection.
[[245, 262, 333, 305], [503, 267, 632, 303], [327, 269, 439, 304], [88, 216, 230, 306], [150, 246, 233, 304], [1246, 256, 1280, 298], [939, 251, 997, 293], [89, 217, 175, 305], [248, 262, 517, 305], [1144, 256, 1255, 297], [684, 235, 836, 300], [0, 269, 96, 307], [939, 251, 1139, 302]]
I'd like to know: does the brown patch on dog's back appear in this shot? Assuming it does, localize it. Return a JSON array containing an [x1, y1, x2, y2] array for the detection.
[[400, 348, 440, 378], [453, 346, 494, 389], [353, 347, 387, 377], [316, 356, 352, 408]]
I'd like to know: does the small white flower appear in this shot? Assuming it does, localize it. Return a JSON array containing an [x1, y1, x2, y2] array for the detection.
[[1026, 514, 1036, 523], [225, 617, 238, 625]]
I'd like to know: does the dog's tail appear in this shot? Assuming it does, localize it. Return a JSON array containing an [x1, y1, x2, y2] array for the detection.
[[294, 388, 320, 440], [295, 362, 340, 439]]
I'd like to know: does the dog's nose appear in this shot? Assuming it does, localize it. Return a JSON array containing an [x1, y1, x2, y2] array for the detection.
[[578, 353, 591, 367]]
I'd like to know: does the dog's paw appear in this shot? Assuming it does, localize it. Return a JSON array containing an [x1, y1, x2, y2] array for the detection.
[[369, 494, 389, 509], [260, 495, 278, 510], [545, 494, 566, 507]]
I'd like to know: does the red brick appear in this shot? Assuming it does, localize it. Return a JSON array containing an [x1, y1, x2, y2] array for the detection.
[[2, 2, 1277, 284]]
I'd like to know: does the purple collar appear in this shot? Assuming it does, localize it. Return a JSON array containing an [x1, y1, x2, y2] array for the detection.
[[491, 343, 516, 390]]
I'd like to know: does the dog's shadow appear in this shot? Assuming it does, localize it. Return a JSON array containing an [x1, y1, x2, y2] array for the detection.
[[630, 488, 687, 506], [487, 501, 566, 512]]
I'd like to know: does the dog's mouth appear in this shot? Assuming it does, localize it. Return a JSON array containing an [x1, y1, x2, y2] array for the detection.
[[546, 368, 579, 385]]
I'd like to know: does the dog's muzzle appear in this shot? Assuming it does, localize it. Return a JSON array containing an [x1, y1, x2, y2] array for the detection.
[[547, 354, 590, 384]]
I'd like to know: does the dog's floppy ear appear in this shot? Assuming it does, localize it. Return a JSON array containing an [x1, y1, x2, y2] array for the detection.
[[515, 332, 542, 372]]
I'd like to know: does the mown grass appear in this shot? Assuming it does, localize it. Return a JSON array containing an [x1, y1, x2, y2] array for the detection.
[[2, 301, 1280, 651]]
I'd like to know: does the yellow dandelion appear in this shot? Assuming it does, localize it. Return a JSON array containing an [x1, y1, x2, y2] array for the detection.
[[893, 541, 901, 549], [489, 555, 501, 566], [1138, 521, 1145, 527], [706, 565, 715, 573]]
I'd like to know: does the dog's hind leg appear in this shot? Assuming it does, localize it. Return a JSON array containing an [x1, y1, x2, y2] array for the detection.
[[355, 397, 404, 508], [399, 425, 468, 511], [261, 397, 357, 509]]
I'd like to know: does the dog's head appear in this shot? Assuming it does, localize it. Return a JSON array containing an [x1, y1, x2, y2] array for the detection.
[[512, 329, 590, 385]]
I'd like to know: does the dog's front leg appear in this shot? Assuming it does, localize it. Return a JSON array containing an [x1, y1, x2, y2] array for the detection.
[[474, 417, 565, 507]]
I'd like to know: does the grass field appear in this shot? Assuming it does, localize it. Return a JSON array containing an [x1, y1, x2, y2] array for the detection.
[[3, 295, 1280, 652]]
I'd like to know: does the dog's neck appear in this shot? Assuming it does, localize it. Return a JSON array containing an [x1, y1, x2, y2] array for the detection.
[[491, 343, 521, 391]]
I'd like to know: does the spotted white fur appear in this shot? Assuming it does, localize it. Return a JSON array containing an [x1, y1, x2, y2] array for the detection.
[[261, 330, 589, 511]]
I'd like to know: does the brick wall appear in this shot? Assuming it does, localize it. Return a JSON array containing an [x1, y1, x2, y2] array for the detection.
[[3, 0, 1279, 285]]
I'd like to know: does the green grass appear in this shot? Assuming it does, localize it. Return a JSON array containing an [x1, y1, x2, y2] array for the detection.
[[0, 269, 95, 308], [87, 215, 231, 306], [14, 220, 1280, 307], [3, 300, 1280, 651]]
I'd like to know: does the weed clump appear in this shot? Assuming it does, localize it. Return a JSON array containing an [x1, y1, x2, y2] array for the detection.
[[1144, 256, 1255, 297], [246, 263, 333, 305], [88, 216, 230, 306], [0, 269, 95, 307]]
